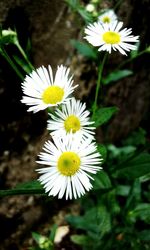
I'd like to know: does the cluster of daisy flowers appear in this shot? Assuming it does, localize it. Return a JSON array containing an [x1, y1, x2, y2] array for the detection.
[[21, 65, 103, 199], [21, 8, 139, 200], [84, 9, 139, 55]]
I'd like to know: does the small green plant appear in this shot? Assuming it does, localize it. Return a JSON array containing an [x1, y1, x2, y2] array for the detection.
[[30, 225, 57, 250], [66, 128, 150, 249], [0, 26, 34, 79]]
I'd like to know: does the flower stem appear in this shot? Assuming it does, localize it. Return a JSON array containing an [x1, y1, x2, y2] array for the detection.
[[92, 53, 107, 118], [0, 188, 45, 197], [15, 40, 34, 72], [0, 47, 24, 80], [114, 0, 123, 10]]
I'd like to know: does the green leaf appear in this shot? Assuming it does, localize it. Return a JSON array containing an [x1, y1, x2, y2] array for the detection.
[[71, 39, 97, 59], [65, 0, 93, 23], [139, 173, 150, 182], [113, 152, 150, 179], [32, 232, 53, 249], [102, 69, 133, 85], [123, 128, 146, 146], [130, 41, 140, 58], [125, 179, 141, 210], [93, 171, 111, 190], [71, 234, 91, 246], [25, 38, 32, 57], [107, 144, 136, 158], [66, 206, 111, 234], [92, 106, 118, 128], [97, 144, 107, 161], [0, 180, 44, 197], [106, 190, 120, 215], [32, 232, 47, 245], [13, 54, 32, 74], [65, 0, 79, 9], [78, 8, 93, 23], [128, 203, 150, 223], [49, 224, 58, 242], [138, 230, 150, 241], [116, 185, 130, 196]]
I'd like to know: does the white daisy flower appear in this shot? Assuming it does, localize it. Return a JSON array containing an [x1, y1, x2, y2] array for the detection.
[[84, 20, 139, 55], [21, 65, 78, 113], [36, 134, 102, 199], [98, 9, 117, 24], [47, 98, 95, 140]]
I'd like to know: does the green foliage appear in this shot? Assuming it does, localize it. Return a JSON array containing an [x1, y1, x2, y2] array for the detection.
[[30, 225, 57, 250], [65, 0, 93, 23], [65, 0, 80, 9], [13, 54, 32, 74], [66, 205, 111, 234], [92, 106, 119, 127], [108, 144, 136, 159], [71, 234, 92, 248], [71, 39, 97, 59], [78, 8, 93, 23], [102, 69, 133, 85], [107, 128, 150, 180], [128, 203, 150, 223], [15, 180, 43, 189], [138, 230, 150, 241], [97, 144, 107, 162], [0, 26, 33, 79], [0, 29, 17, 46], [0, 180, 44, 197], [65, 127, 150, 249], [123, 127, 146, 146], [93, 171, 111, 190], [113, 152, 150, 179], [130, 41, 140, 59]]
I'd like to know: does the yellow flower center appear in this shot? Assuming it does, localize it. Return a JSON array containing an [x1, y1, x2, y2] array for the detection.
[[102, 16, 110, 23], [103, 31, 121, 44], [64, 115, 81, 133], [42, 86, 64, 104], [57, 152, 81, 176]]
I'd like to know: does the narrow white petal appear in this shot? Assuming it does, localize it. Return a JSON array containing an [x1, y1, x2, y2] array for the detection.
[[84, 20, 139, 56], [36, 133, 102, 199], [21, 65, 76, 112]]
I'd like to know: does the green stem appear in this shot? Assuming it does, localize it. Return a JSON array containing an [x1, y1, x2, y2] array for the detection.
[[0, 188, 45, 197], [0, 47, 24, 80], [92, 53, 107, 118], [117, 50, 147, 69], [15, 40, 34, 71], [114, 0, 123, 10]]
